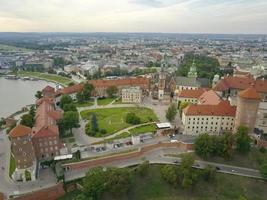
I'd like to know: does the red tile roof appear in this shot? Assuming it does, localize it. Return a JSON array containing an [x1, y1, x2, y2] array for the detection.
[[177, 88, 207, 98], [183, 100, 236, 117], [198, 90, 221, 105], [238, 85, 262, 100], [9, 125, 32, 138], [32, 101, 61, 138], [88, 77, 150, 88], [213, 76, 267, 93], [36, 97, 54, 106], [42, 85, 55, 93], [59, 83, 84, 95]]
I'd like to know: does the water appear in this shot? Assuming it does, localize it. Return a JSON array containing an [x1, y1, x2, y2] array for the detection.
[[0, 77, 56, 118]]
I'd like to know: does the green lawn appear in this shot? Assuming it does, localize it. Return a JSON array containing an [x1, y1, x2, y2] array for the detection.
[[168, 148, 267, 170], [130, 124, 156, 135], [9, 154, 16, 177], [60, 165, 267, 200], [17, 71, 73, 86], [74, 100, 94, 107], [97, 97, 116, 106], [81, 107, 158, 137]]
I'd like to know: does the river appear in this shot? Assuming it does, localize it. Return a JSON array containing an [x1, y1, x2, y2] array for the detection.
[[0, 77, 57, 118]]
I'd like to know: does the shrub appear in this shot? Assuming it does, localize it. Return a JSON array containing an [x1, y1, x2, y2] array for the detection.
[[125, 112, 141, 125]]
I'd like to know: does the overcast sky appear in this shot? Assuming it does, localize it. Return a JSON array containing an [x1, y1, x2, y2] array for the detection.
[[0, 0, 266, 33]]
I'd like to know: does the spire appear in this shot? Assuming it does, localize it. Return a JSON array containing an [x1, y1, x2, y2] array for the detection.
[[187, 55, 198, 78]]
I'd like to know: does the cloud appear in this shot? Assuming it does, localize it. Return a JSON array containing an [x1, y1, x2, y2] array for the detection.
[[0, 0, 266, 33]]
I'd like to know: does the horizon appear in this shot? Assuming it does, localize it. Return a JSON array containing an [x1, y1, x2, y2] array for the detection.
[[0, 0, 267, 34]]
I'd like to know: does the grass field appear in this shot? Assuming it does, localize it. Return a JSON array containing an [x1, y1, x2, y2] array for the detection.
[[129, 124, 156, 135], [61, 164, 267, 200], [81, 107, 158, 136], [74, 100, 94, 107], [9, 154, 16, 177], [0, 44, 30, 52], [17, 71, 73, 86], [97, 97, 116, 106]]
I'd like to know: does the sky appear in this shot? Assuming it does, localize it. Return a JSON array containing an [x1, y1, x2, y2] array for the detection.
[[0, 0, 266, 34]]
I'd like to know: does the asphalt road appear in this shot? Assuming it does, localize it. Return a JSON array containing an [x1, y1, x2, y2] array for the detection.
[[64, 147, 263, 182]]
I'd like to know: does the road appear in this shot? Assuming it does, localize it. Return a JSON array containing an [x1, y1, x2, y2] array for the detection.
[[64, 146, 262, 182], [0, 130, 57, 197]]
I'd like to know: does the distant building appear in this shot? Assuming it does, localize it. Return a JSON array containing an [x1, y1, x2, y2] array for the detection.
[[9, 125, 36, 181], [122, 87, 142, 103]]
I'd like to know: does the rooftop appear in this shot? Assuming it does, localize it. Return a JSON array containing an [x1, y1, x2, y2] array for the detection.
[[9, 124, 32, 138]]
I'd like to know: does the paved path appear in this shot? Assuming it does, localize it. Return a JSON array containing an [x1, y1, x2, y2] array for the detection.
[[0, 130, 57, 197]]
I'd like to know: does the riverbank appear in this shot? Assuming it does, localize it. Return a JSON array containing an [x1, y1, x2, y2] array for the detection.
[[16, 71, 74, 86]]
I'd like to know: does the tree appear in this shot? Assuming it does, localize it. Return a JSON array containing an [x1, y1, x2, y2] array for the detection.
[[137, 160, 149, 176], [180, 154, 197, 189], [20, 114, 34, 128], [235, 126, 251, 154], [178, 101, 190, 116], [76, 91, 84, 103], [106, 86, 118, 98], [63, 103, 77, 112], [91, 113, 99, 133], [68, 82, 75, 86], [125, 112, 141, 125], [29, 105, 36, 117], [106, 168, 132, 197], [83, 83, 94, 101], [83, 167, 108, 200], [194, 133, 213, 158], [62, 111, 79, 133], [160, 165, 178, 186], [35, 91, 43, 99], [202, 165, 216, 182], [60, 95, 73, 109], [165, 103, 177, 122], [259, 163, 267, 178], [222, 132, 235, 159]]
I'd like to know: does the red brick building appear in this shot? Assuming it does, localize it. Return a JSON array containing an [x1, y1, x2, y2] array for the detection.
[[32, 100, 62, 160]]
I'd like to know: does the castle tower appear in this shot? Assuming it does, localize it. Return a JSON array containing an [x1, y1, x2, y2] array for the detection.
[[234, 84, 261, 133]]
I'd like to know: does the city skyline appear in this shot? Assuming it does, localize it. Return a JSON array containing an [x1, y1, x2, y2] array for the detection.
[[0, 0, 267, 34]]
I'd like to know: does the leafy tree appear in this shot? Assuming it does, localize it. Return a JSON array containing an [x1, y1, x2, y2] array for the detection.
[[68, 82, 75, 86], [137, 160, 149, 176], [35, 91, 43, 99], [180, 154, 197, 189], [259, 163, 267, 178], [91, 113, 99, 133], [62, 111, 79, 133], [178, 101, 190, 116], [160, 165, 178, 186], [106, 85, 118, 98], [202, 165, 216, 182], [25, 170, 31, 181], [0, 118, 6, 129], [165, 103, 177, 122], [76, 91, 85, 103], [222, 132, 235, 160], [83, 83, 94, 101], [106, 168, 132, 197], [83, 167, 108, 200], [63, 103, 77, 112], [235, 126, 251, 154], [20, 114, 34, 128], [29, 105, 36, 117], [194, 133, 213, 158], [125, 112, 141, 125], [60, 95, 73, 109]]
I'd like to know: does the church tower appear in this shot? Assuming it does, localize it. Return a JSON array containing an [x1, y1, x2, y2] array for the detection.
[[187, 58, 198, 78]]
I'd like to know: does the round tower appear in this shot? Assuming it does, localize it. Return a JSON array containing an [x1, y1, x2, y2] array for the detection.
[[234, 84, 261, 133]]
